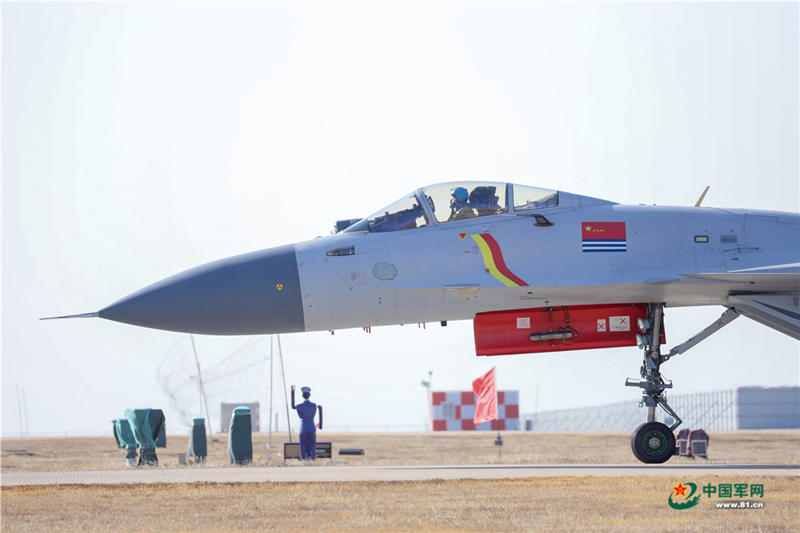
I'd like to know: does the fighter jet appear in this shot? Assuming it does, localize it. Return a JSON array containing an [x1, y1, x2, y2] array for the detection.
[[44, 181, 800, 463]]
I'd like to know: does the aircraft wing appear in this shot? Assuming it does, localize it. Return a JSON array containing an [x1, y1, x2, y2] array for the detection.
[[727, 294, 800, 340], [685, 263, 800, 339]]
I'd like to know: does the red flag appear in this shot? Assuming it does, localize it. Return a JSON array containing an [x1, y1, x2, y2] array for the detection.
[[472, 367, 498, 425]]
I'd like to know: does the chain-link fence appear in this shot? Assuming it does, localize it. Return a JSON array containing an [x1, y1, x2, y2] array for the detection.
[[522, 389, 739, 432]]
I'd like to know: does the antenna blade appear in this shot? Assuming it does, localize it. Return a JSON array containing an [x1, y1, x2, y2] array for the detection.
[[694, 185, 710, 207]]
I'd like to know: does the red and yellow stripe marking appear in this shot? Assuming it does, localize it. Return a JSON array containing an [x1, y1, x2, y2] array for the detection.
[[471, 233, 528, 287]]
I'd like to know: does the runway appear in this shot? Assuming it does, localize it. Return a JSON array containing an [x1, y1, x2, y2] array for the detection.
[[2, 463, 797, 486]]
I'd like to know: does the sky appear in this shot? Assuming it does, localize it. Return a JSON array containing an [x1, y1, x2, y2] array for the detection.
[[3, 2, 799, 437]]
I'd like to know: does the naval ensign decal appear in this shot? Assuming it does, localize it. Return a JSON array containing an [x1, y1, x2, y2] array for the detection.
[[582, 222, 627, 252]]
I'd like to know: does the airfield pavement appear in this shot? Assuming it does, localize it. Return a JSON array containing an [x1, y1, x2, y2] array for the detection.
[[1, 431, 798, 531], [2, 462, 798, 486]]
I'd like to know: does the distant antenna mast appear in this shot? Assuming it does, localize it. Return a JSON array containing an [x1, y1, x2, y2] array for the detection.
[[190, 335, 214, 433], [16, 382, 23, 437], [421, 371, 433, 431], [22, 386, 29, 436], [268, 335, 274, 449], [277, 335, 293, 442]]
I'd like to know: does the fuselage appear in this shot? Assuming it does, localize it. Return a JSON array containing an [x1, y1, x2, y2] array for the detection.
[[300, 197, 799, 330], [96, 182, 800, 335]]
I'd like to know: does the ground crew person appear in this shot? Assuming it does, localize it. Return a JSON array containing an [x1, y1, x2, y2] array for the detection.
[[290, 385, 323, 460]]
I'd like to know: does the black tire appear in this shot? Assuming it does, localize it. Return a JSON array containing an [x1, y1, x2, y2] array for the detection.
[[631, 422, 676, 464]]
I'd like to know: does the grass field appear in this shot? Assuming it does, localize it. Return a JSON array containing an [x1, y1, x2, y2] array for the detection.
[[2, 476, 797, 532], [2, 431, 799, 531]]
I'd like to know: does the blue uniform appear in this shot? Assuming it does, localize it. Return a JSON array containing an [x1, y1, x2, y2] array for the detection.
[[291, 388, 323, 460]]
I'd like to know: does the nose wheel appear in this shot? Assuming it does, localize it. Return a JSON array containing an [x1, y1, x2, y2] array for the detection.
[[625, 304, 738, 464], [631, 422, 676, 463]]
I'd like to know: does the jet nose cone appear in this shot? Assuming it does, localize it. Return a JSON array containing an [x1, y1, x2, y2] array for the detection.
[[99, 245, 305, 334]]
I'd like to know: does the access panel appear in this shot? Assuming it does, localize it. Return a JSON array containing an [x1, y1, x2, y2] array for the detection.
[[474, 303, 664, 356]]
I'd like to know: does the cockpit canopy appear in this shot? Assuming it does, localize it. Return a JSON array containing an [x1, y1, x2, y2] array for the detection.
[[343, 181, 559, 233]]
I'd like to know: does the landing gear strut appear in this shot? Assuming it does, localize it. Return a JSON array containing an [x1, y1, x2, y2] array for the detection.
[[625, 304, 679, 463], [624, 303, 738, 463]]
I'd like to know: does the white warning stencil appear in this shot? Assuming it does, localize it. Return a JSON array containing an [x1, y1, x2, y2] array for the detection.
[[609, 316, 631, 332]]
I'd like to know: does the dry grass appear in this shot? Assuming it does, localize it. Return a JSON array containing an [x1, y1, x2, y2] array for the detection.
[[2, 476, 798, 532], [2, 430, 799, 472], [2, 432, 798, 531]]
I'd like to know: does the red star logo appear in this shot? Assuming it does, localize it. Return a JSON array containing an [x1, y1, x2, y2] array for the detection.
[[672, 482, 688, 498]]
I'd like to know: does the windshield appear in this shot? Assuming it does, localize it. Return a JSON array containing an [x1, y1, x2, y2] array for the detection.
[[422, 182, 508, 223], [513, 184, 558, 210], [343, 194, 428, 233]]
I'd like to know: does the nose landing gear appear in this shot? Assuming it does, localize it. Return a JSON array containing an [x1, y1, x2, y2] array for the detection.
[[624, 304, 738, 464]]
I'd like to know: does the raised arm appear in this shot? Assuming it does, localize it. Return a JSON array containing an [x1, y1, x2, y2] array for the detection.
[[317, 405, 323, 430], [290, 385, 296, 409]]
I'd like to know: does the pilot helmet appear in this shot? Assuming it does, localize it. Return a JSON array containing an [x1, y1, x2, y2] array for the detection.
[[451, 187, 468, 204]]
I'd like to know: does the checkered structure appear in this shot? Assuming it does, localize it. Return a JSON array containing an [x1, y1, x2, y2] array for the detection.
[[431, 390, 520, 431]]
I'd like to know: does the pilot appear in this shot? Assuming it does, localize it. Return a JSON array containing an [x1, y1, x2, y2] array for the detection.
[[449, 187, 476, 221], [290, 385, 323, 460]]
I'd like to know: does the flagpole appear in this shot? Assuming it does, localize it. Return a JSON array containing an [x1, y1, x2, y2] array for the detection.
[[493, 366, 498, 414], [277, 335, 293, 442], [494, 367, 502, 459]]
